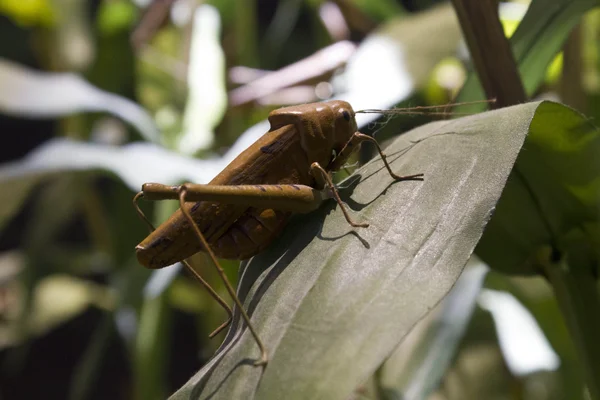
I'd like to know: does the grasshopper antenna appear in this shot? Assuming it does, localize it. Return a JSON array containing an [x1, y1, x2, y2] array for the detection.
[[355, 98, 496, 116]]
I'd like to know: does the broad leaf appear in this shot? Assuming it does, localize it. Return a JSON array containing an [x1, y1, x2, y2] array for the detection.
[[171, 102, 544, 399]]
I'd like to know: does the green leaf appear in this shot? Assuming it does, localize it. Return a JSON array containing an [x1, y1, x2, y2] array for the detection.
[[134, 293, 171, 400], [0, 118, 269, 239], [177, 5, 227, 154], [470, 101, 600, 398], [350, 0, 404, 21], [97, 0, 137, 35], [511, 0, 598, 95], [171, 102, 542, 399], [377, 257, 489, 399], [0, 0, 54, 27], [69, 315, 114, 400], [476, 102, 600, 274], [0, 139, 221, 232], [0, 59, 159, 142]]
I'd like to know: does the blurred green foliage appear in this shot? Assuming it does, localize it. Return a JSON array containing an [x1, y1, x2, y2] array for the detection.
[[0, 0, 54, 27], [0, 0, 599, 399]]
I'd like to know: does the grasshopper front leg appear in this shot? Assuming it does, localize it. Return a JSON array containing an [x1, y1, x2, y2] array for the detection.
[[310, 162, 369, 228], [329, 132, 425, 182], [310, 132, 424, 228]]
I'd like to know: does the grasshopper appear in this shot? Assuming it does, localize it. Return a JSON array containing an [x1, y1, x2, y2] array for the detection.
[[133, 100, 423, 366]]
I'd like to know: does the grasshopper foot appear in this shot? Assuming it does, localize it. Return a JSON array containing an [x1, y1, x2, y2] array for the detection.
[[391, 172, 424, 182], [253, 351, 269, 367], [208, 316, 232, 338]]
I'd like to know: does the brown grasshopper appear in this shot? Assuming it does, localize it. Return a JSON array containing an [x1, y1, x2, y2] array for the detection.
[[133, 100, 423, 366]]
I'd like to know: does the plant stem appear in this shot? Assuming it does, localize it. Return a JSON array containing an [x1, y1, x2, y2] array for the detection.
[[451, 0, 526, 107], [235, 0, 259, 67], [543, 254, 600, 400], [560, 23, 586, 113]]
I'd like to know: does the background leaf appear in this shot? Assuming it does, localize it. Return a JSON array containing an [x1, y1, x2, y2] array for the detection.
[[0, 123, 267, 232], [176, 4, 227, 154], [476, 101, 600, 275], [377, 257, 489, 400], [0, 59, 159, 142]]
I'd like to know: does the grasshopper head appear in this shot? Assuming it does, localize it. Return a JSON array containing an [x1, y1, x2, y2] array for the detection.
[[328, 100, 358, 169], [268, 100, 358, 170]]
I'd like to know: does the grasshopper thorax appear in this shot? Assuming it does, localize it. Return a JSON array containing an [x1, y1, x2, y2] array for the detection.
[[268, 100, 358, 171]]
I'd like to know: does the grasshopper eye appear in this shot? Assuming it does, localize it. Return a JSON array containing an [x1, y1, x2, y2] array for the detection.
[[342, 110, 351, 122]]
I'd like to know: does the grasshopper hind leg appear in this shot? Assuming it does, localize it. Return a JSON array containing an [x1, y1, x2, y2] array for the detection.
[[178, 186, 268, 367], [133, 192, 233, 339]]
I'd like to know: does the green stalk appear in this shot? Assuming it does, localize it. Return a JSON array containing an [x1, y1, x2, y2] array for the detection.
[[451, 0, 526, 107], [543, 251, 600, 400]]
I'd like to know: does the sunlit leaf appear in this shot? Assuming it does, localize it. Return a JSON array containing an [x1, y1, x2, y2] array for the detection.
[[478, 289, 560, 375], [0, 59, 159, 142], [0, 0, 54, 26], [377, 257, 489, 400], [97, 0, 137, 35], [177, 5, 227, 154], [0, 139, 212, 232], [0, 120, 268, 234], [29, 275, 113, 338]]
